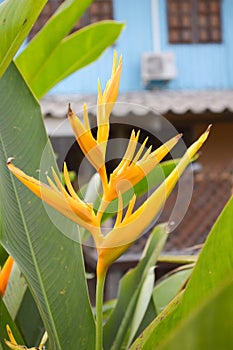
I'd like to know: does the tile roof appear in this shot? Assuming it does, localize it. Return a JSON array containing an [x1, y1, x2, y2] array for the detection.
[[41, 90, 233, 118]]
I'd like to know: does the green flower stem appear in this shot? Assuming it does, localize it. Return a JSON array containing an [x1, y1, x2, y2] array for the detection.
[[96, 269, 106, 350]]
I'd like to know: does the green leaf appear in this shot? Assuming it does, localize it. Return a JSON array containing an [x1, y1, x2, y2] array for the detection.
[[130, 195, 233, 349], [16, 0, 93, 87], [0, 63, 95, 350], [129, 291, 184, 350], [16, 20, 124, 98], [157, 275, 233, 350], [0, 298, 24, 350], [158, 254, 197, 264], [0, 246, 8, 268], [132, 298, 157, 343], [0, 0, 47, 77], [127, 266, 155, 347], [15, 289, 45, 348], [153, 266, 193, 314], [128, 265, 192, 345], [103, 224, 169, 350], [180, 197, 233, 310]]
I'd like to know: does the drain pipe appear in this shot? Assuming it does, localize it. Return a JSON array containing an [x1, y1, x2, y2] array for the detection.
[[151, 0, 161, 52]]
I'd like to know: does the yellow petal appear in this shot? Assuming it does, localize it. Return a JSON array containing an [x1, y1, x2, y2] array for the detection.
[[113, 130, 140, 175], [124, 194, 136, 220], [135, 133, 183, 175], [83, 103, 90, 130], [98, 53, 122, 126], [96, 117, 109, 152], [68, 106, 104, 172], [5, 326, 47, 350], [7, 161, 102, 243], [105, 134, 182, 201], [51, 167, 68, 196], [6, 325, 17, 346], [131, 136, 148, 164], [96, 98, 108, 149], [5, 339, 38, 350], [63, 162, 80, 201], [114, 191, 123, 227], [104, 55, 122, 107], [4, 340, 24, 350], [111, 50, 118, 76], [97, 126, 211, 271], [97, 81, 105, 127], [140, 145, 153, 162], [39, 331, 48, 349], [0, 257, 14, 298], [96, 52, 122, 161]]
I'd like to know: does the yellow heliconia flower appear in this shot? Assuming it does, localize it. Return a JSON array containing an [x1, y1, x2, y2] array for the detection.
[[5, 325, 48, 350], [68, 51, 122, 189], [7, 51, 211, 280], [0, 256, 14, 298]]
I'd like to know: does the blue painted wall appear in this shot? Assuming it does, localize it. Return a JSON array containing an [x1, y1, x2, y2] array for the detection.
[[51, 0, 153, 94], [51, 0, 233, 94], [159, 0, 233, 89]]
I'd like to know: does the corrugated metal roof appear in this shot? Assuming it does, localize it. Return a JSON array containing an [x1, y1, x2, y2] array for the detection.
[[41, 90, 233, 118]]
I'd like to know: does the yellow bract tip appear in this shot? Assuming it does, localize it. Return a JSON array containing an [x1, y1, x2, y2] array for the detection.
[[97, 79, 103, 103], [112, 50, 118, 75], [6, 325, 17, 345], [0, 257, 14, 298]]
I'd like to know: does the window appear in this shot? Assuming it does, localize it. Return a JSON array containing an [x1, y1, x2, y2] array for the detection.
[[29, 0, 113, 40], [167, 0, 222, 43]]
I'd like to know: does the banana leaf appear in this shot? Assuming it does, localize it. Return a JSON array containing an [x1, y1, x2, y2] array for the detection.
[[0, 62, 95, 350], [0, 0, 47, 77]]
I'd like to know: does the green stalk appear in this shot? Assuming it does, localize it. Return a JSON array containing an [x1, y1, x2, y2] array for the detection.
[[96, 269, 106, 350]]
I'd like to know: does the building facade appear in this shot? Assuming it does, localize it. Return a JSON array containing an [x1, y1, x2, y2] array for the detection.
[[46, 0, 233, 93]]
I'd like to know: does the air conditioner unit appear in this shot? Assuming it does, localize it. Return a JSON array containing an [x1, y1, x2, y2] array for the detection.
[[141, 52, 177, 85]]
